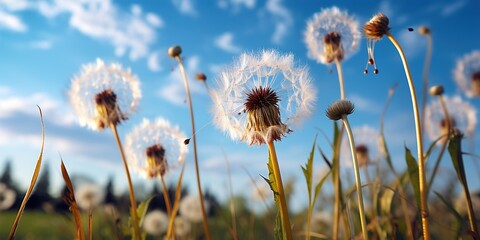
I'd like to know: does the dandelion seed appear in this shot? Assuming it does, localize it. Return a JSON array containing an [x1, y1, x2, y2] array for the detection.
[[143, 210, 169, 236], [125, 118, 187, 179], [453, 50, 480, 98], [75, 184, 103, 211], [304, 6, 361, 64], [211, 50, 316, 145], [425, 95, 477, 144], [69, 59, 141, 131]]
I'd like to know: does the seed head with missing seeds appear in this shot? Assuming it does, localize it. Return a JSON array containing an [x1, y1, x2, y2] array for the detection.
[[326, 99, 355, 121]]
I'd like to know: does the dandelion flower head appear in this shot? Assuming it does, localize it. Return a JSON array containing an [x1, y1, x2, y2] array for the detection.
[[425, 95, 477, 143], [125, 118, 187, 179], [453, 50, 480, 98], [340, 125, 383, 167], [143, 210, 169, 236], [75, 183, 104, 211], [211, 50, 316, 145], [69, 59, 141, 131], [179, 195, 210, 223], [304, 6, 361, 64]]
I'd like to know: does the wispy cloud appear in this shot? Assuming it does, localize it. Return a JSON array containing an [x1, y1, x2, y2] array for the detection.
[[265, 0, 293, 44], [29, 40, 53, 50], [171, 0, 197, 16], [35, 1, 163, 60], [214, 32, 241, 53], [147, 51, 163, 72], [158, 55, 206, 105], [441, 0, 467, 16], [217, 0, 256, 11], [349, 94, 382, 114], [0, 9, 27, 32]]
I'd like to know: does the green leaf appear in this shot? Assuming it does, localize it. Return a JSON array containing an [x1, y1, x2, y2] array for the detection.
[[302, 136, 317, 205], [380, 133, 395, 174], [380, 188, 395, 216], [447, 134, 467, 185], [317, 146, 332, 169], [434, 191, 463, 222], [273, 210, 284, 240], [405, 146, 421, 209], [137, 196, 155, 226], [424, 135, 446, 162], [312, 170, 331, 209]]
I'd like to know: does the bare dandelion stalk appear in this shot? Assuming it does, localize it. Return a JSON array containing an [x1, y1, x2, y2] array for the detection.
[[335, 59, 346, 100], [327, 100, 367, 240], [267, 141, 293, 240], [170, 46, 211, 240], [110, 123, 141, 240], [420, 27, 433, 140], [160, 176, 172, 217], [385, 32, 429, 239]]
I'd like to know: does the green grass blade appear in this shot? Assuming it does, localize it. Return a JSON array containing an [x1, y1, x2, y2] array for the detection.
[[8, 106, 45, 240], [405, 146, 421, 209], [312, 170, 331, 208], [302, 136, 317, 203]]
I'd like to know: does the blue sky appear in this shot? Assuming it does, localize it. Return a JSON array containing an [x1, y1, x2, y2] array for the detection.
[[1, 0, 479, 212]]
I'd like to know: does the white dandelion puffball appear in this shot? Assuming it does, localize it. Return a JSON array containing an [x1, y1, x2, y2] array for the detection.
[[69, 59, 141, 131], [75, 184, 104, 211], [453, 50, 480, 98], [425, 95, 477, 143], [340, 125, 383, 167], [0, 183, 16, 211], [143, 210, 169, 236], [179, 195, 210, 223], [304, 6, 361, 64], [211, 49, 316, 145], [125, 118, 188, 179]]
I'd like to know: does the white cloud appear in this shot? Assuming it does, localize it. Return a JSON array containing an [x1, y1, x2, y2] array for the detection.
[[349, 94, 382, 114], [441, 0, 467, 16], [218, 0, 256, 10], [214, 32, 241, 53], [158, 55, 206, 105], [171, 0, 197, 16], [265, 0, 292, 44], [29, 39, 53, 50], [147, 51, 163, 72], [0, 9, 27, 32], [34, 0, 163, 61]]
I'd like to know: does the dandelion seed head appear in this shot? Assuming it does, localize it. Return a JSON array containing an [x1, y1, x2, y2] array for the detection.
[[363, 13, 390, 40], [143, 210, 169, 236], [326, 99, 354, 121], [168, 45, 182, 58], [425, 95, 477, 144], [453, 50, 480, 98], [341, 125, 383, 168], [304, 7, 361, 64], [211, 50, 316, 146], [0, 183, 16, 211], [179, 195, 210, 223], [75, 184, 103, 211], [125, 118, 187, 179], [69, 59, 141, 131], [174, 216, 192, 237]]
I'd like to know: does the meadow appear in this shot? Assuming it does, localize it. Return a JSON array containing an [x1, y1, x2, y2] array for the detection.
[[1, 3, 480, 240]]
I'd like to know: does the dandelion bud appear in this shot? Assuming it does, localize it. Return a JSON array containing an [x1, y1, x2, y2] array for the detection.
[[363, 13, 390, 40], [429, 85, 444, 96], [418, 26, 430, 35], [326, 99, 354, 121], [168, 45, 182, 58], [195, 72, 207, 82]]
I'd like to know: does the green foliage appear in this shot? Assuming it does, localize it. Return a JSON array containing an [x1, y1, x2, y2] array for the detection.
[[405, 146, 421, 209]]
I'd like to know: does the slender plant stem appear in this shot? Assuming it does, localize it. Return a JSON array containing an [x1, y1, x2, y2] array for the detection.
[[427, 96, 451, 193], [462, 173, 479, 237], [224, 151, 238, 240], [160, 176, 172, 217], [335, 59, 346, 100], [166, 162, 186, 240], [342, 116, 368, 240], [420, 33, 433, 141], [110, 123, 141, 240], [386, 32, 430, 240], [267, 141, 292, 240], [175, 56, 211, 240], [88, 209, 93, 240]]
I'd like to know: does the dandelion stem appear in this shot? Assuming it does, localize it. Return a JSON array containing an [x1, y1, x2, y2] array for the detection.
[[386, 32, 430, 240], [267, 141, 292, 240], [341, 116, 368, 240], [166, 162, 186, 240], [110, 123, 141, 240], [335, 59, 346, 100], [160, 176, 172, 217], [175, 56, 211, 240], [421, 33, 433, 141]]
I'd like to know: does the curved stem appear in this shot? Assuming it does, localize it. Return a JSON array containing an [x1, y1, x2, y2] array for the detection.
[[335, 59, 346, 100], [342, 116, 368, 240], [267, 141, 292, 240], [386, 32, 429, 240], [160, 176, 172, 217], [421, 34, 433, 141], [175, 56, 211, 240], [110, 124, 141, 240]]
